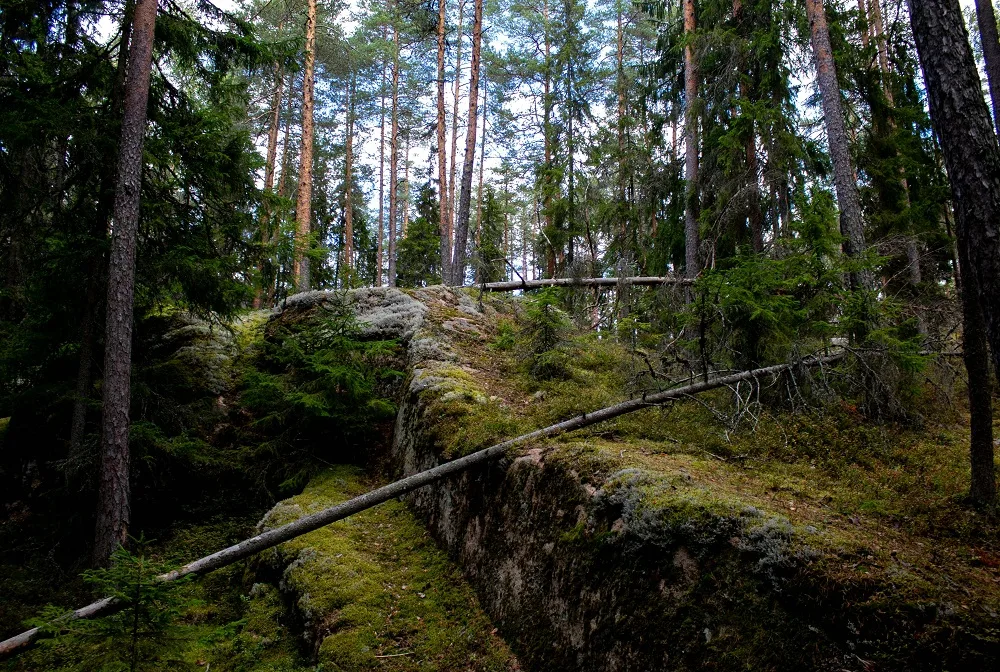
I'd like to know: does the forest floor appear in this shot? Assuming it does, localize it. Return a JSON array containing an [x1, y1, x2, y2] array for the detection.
[[0, 303, 520, 672], [2, 288, 999, 670], [424, 289, 1000, 632]]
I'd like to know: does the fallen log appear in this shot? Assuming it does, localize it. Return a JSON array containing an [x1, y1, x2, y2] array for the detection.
[[471, 276, 692, 292], [0, 351, 843, 658]]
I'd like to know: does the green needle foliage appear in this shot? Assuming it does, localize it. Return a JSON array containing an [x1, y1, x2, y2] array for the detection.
[[25, 544, 194, 672], [239, 302, 403, 495]]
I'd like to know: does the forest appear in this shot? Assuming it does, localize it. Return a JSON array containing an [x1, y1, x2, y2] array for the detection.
[[3, 0, 1000, 669]]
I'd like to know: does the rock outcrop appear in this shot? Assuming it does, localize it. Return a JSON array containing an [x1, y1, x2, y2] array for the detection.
[[264, 287, 1000, 672]]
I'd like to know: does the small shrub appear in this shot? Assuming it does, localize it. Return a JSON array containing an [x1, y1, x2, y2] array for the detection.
[[519, 288, 572, 381], [26, 544, 193, 672], [238, 300, 403, 495]]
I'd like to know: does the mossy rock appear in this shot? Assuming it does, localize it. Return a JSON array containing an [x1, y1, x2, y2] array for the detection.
[[258, 466, 519, 671]]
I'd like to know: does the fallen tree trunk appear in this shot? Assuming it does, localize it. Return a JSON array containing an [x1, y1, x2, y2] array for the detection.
[[0, 351, 843, 658], [472, 276, 692, 292]]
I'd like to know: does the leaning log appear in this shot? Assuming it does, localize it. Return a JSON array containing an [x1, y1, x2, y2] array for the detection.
[[0, 352, 843, 658], [472, 276, 691, 292]]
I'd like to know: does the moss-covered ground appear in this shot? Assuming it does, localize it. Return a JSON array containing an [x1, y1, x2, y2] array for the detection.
[[1, 297, 518, 671], [408, 288, 1000, 639], [260, 466, 519, 671]]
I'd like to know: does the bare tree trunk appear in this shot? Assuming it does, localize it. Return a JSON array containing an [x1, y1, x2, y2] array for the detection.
[[437, 0, 452, 283], [957, 232, 995, 506], [293, 0, 317, 293], [870, 1, 922, 289], [908, 0, 1000, 505], [542, 0, 555, 278], [747, 130, 764, 252], [277, 73, 294, 200], [616, 0, 628, 251], [377, 37, 388, 288], [858, 0, 870, 48], [805, 0, 871, 290], [475, 83, 487, 257], [451, 0, 483, 285], [402, 134, 410, 238], [343, 74, 355, 281], [448, 0, 466, 280], [974, 0, 1000, 135], [388, 21, 401, 287], [683, 0, 700, 279], [94, 0, 157, 566], [255, 58, 284, 308]]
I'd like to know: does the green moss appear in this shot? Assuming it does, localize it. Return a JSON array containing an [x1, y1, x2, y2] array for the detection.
[[262, 467, 518, 671]]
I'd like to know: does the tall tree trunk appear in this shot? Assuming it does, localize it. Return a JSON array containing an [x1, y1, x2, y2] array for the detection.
[[388, 22, 400, 287], [277, 73, 294, 200], [683, 0, 700, 278], [616, 0, 628, 252], [94, 0, 157, 566], [869, 1, 922, 288], [908, 0, 1000, 505], [746, 129, 764, 252], [437, 0, 452, 283], [377, 37, 388, 288], [542, 0, 555, 278], [805, 0, 871, 290], [475, 84, 487, 258], [957, 230, 996, 506], [870, 0, 891, 81], [974, 0, 1000, 134], [858, 0, 870, 49], [343, 73, 355, 281], [402, 134, 410, 238], [451, 0, 483, 285], [255, 58, 285, 308], [566, 7, 576, 268], [293, 0, 317, 293], [448, 0, 466, 280]]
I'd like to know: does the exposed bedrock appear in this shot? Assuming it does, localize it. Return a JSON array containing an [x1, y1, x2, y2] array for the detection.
[[268, 287, 999, 671]]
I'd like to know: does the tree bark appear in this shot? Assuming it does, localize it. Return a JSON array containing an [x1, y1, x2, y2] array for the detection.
[[475, 82, 487, 271], [448, 0, 466, 281], [277, 72, 294, 200], [255, 57, 284, 308], [542, 0, 555, 278], [683, 0, 700, 279], [402, 134, 410, 238], [343, 73, 355, 281], [2, 352, 842, 657], [908, 0, 1000, 504], [616, 0, 628, 252], [451, 0, 483, 285], [377, 31, 388, 288], [869, 1, 922, 288], [957, 232, 996, 505], [974, 0, 1000, 135], [94, 0, 157, 567], [293, 0, 317, 293], [805, 0, 872, 290], [857, 0, 870, 49], [437, 0, 452, 283], [388, 21, 401, 287], [746, 129, 764, 253]]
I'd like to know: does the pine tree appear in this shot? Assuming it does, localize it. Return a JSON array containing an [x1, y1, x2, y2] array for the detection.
[[909, 0, 1000, 504], [95, 0, 158, 566]]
